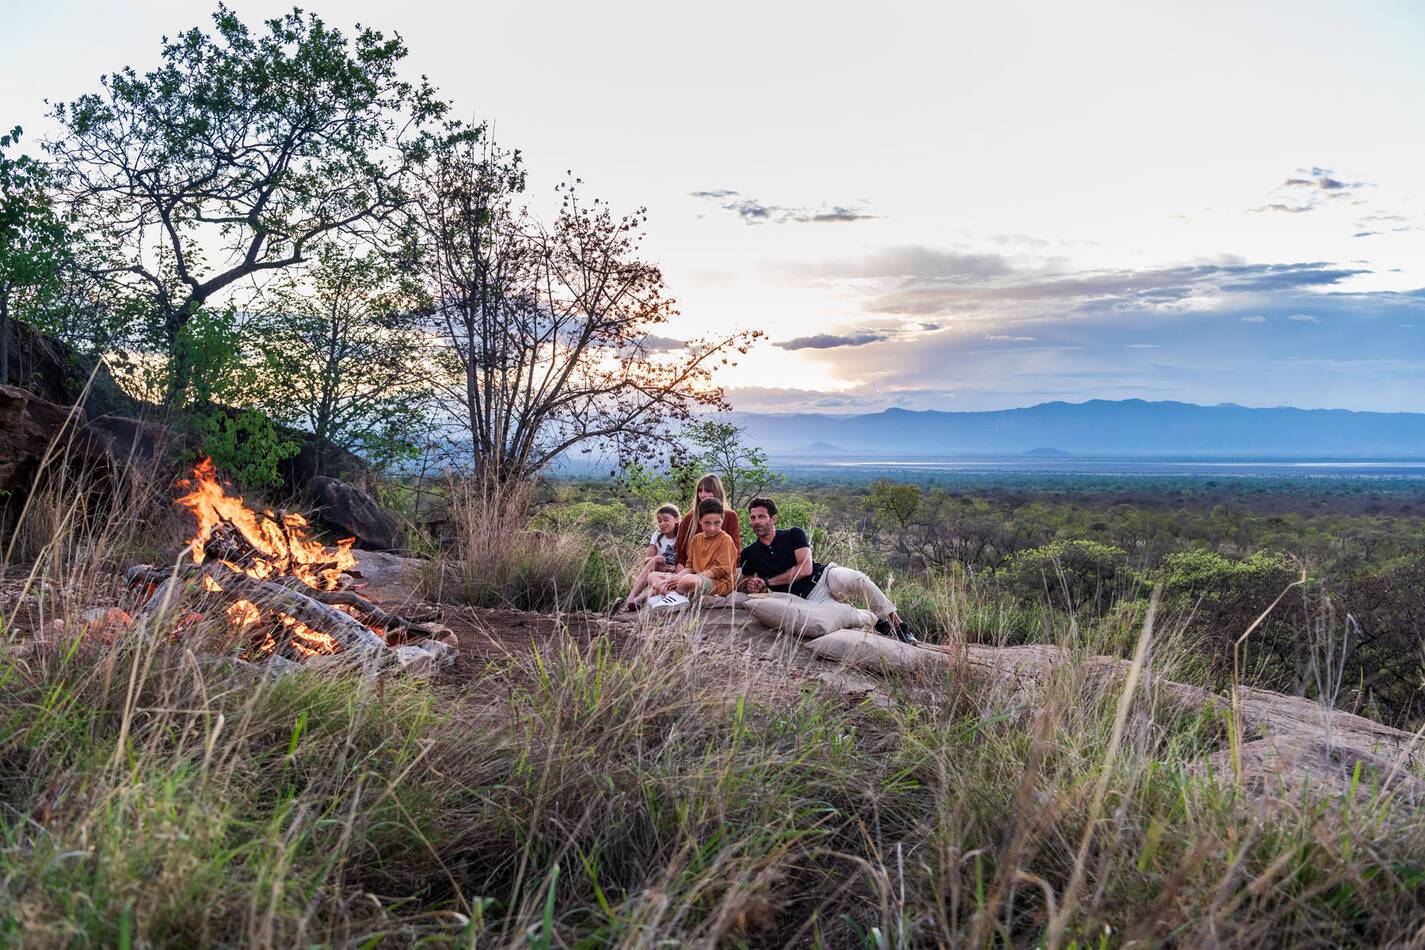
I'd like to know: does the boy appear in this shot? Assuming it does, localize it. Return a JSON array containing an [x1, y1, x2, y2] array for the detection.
[[649, 498, 738, 598]]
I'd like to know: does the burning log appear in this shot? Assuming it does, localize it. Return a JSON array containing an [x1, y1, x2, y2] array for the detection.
[[125, 563, 390, 656], [205, 561, 390, 654], [122, 459, 458, 673], [269, 578, 443, 631]]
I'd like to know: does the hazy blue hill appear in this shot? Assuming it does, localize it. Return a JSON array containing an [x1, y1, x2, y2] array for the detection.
[[730, 399, 1425, 457]]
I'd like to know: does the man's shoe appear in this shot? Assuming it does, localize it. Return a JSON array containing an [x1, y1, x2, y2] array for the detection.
[[895, 622, 919, 645], [874, 618, 895, 638]]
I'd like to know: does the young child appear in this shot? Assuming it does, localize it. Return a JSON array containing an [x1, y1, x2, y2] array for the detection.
[[649, 498, 738, 599], [622, 504, 680, 611]]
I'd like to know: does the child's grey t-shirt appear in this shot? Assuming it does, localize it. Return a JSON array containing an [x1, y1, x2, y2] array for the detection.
[[650, 530, 676, 566]]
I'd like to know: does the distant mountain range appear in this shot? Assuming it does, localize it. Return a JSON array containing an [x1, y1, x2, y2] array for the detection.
[[730, 399, 1425, 457]]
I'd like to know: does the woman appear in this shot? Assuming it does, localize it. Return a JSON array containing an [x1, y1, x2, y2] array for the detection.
[[673, 474, 740, 568]]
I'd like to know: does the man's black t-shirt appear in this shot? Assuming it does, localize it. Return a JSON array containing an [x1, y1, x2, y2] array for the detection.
[[739, 527, 824, 598]]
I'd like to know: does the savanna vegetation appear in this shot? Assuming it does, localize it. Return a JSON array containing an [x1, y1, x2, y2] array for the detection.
[[3, 5, 1425, 948]]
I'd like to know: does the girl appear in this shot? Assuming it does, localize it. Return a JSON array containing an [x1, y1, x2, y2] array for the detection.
[[672, 474, 741, 568], [622, 504, 680, 611]]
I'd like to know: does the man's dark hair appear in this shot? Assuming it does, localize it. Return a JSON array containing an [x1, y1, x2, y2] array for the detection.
[[748, 497, 777, 517], [697, 498, 725, 518]]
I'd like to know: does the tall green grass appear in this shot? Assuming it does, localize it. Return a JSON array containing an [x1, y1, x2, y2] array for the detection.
[[6, 601, 1425, 945], [5, 463, 1425, 946]]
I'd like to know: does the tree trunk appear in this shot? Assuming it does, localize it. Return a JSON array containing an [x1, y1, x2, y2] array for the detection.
[[0, 292, 10, 388]]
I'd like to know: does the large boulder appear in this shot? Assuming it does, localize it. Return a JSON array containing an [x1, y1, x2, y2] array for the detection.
[[349, 550, 427, 604], [3, 318, 138, 417], [1, 384, 113, 492], [307, 475, 403, 551], [0, 384, 172, 541]]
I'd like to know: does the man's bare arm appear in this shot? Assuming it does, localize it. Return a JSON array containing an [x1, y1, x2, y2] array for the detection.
[[763, 547, 812, 587]]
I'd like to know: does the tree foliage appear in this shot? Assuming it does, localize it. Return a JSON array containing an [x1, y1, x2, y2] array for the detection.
[[0, 127, 70, 385], [682, 420, 779, 510], [248, 242, 431, 473], [44, 4, 445, 404]]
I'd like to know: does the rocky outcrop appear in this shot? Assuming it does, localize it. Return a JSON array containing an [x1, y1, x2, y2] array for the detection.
[[307, 476, 403, 551], [349, 549, 427, 604], [674, 606, 1425, 815], [2, 318, 138, 418]]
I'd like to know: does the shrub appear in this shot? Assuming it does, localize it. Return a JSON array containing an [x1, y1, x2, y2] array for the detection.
[[1160, 549, 1304, 686], [1340, 554, 1425, 722], [192, 408, 300, 491], [999, 539, 1132, 612]]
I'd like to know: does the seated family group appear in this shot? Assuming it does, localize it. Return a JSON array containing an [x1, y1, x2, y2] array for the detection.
[[622, 474, 918, 645]]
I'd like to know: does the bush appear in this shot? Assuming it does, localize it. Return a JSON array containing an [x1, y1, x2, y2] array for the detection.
[[1340, 554, 1425, 722], [1160, 549, 1304, 686], [999, 539, 1132, 612], [192, 408, 300, 491]]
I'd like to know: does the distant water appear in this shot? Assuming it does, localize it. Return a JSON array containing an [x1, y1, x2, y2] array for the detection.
[[774, 455, 1425, 478]]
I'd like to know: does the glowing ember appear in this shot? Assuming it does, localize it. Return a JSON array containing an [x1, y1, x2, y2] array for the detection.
[[282, 614, 340, 657], [226, 599, 261, 628], [175, 458, 355, 591]]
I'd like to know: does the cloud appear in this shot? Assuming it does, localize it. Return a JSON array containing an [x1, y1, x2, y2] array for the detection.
[[1251, 202, 1315, 214], [778, 331, 891, 350], [804, 206, 878, 223], [984, 334, 1035, 342], [859, 260, 1365, 317], [1282, 167, 1369, 194], [1241, 315, 1267, 323], [1253, 167, 1371, 215], [1288, 313, 1320, 323], [783, 245, 1012, 280], [690, 189, 877, 224], [1124, 343, 1158, 349], [639, 334, 686, 352], [725, 386, 903, 413]]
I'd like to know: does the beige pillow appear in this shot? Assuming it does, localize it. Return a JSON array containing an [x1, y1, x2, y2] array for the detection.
[[745, 594, 874, 639], [807, 629, 951, 674]]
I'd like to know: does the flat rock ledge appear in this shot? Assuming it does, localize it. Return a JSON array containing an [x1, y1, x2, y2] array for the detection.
[[651, 600, 1424, 816]]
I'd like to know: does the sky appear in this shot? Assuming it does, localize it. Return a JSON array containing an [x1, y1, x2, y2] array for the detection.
[[5, 0, 1425, 414]]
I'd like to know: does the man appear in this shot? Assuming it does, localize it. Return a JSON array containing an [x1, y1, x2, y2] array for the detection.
[[738, 497, 918, 644]]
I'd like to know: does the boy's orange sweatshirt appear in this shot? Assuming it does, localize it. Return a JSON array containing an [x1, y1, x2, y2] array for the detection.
[[687, 530, 738, 596]]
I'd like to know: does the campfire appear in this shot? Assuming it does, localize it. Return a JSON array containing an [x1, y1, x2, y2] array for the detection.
[[125, 459, 453, 673]]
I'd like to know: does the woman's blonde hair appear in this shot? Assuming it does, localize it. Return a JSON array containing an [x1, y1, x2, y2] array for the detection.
[[693, 474, 726, 504]]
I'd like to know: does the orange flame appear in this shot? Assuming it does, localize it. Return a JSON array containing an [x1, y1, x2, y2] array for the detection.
[[176, 458, 363, 659], [176, 458, 355, 591]]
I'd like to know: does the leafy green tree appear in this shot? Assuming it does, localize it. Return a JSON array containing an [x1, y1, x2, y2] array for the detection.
[[0, 127, 68, 385], [165, 304, 301, 489], [45, 5, 446, 405], [683, 419, 779, 510], [868, 478, 922, 530], [1159, 548, 1304, 686], [248, 243, 431, 474]]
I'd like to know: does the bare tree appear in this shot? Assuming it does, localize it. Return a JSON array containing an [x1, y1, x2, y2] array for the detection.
[[413, 125, 760, 484]]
